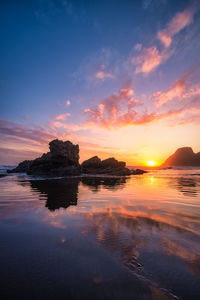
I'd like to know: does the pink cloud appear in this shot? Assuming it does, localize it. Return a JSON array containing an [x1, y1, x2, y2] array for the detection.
[[0, 120, 55, 144], [158, 7, 195, 48], [95, 70, 114, 80], [85, 79, 200, 128], [153, 77, 187, 106], [65, 100, 71, 106], [0, 120, 56, 164], [132, 46, 169, 74], [132, 6, 195, 75], [85, 87, 141, 127], [152, 67, 200, 106], [55, 113, 71, 121]]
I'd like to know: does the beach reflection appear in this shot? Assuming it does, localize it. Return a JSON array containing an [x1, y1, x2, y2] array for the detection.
[[169, 177, 200, 197], [28, 177, 127, 211], [30, 179, 79, 211], [1, 171, 200, 299]]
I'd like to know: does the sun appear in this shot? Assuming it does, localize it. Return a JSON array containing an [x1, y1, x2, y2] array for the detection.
[[147, 160, 156, 167]]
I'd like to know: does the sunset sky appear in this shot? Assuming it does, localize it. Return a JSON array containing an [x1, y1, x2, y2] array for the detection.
[[1, 0, 200, 166]]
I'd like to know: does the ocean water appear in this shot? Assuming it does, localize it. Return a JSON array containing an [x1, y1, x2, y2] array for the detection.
[[0, 167, 200, 299]]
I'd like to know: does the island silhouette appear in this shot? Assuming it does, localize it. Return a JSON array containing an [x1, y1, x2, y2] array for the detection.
[[162, 147, 200, 167]]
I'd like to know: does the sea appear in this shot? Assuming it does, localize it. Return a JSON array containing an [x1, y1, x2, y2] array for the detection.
[[0, 166, 200, 299]]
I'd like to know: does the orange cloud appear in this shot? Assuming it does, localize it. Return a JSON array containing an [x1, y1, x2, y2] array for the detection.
[[85, 83, 200, 128], [152, 67, 200, 106], [158, 6, 195, 48], [132, 46, 168, 74], [153, 77, 187, 106], [85, 87, 141, 127]]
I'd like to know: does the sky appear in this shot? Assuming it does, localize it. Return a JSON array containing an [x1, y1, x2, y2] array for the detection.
[[0, 0, 200, 166]]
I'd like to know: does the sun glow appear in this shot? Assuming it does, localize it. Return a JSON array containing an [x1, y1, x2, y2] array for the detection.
[[147, 160, 157, 167]]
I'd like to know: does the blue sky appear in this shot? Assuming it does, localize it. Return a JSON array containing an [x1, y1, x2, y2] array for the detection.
[[1, 0, 200, 165]]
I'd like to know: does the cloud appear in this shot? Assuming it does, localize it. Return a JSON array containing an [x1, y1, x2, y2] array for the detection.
[[142, 0, 167, 10], [0, 120, 56, 164], [85, 87, 141, 127], [0, 120, 55, 145], [0, 118, 122, 164], [152, 67, 200, 106], [132, 46, 169, 74], [65, 100, 71, 106], [132, 6, 196, 75], [0, 147, 42, 165], [95, 70, 114, 80], [158, 7, 195, 48], [55, 113, 71, 121], [153, 76, 188, 106], [85, 77, 200, 128], [134, 43, 142, 51], [142, 0, 152, 10]]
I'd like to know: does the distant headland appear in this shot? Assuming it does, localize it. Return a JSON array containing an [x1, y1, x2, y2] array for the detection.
[[162, 147, 200, 167], [8, 139, 146, 176]]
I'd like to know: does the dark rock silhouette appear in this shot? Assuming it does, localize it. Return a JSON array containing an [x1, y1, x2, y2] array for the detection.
[[28, 177, 127, 210], [29, 178, 79, 211], [162, 147, 200, 167], [131, 169, 147, 175], [8, 139, 81, 176], [7, 160, 32, 173], [81, 156, 131, 176], [81, 156, 102, 170], [8, 139, 146, 176], [81, 176, 127, 192], [49, 139, 79, 166]]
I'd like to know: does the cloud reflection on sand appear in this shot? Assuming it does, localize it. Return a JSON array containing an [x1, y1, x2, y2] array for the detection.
[[1, 171, 200, 298]]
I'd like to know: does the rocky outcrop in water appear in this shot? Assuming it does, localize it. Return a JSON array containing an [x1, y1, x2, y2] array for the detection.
[[8, 160, 33, 173], [7, 139, 147, 177], [131, 169, 147, 175], [162, 147, 200, 167], [81, 156, 131, 176], [8, 139, 81, 176]]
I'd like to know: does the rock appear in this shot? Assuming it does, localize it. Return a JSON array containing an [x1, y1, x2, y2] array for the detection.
[[101, 158, 125, 168], [7, 160, 33, 173], [8, 139, 81, 176], [162, 147, 200, 167], [82, 156, 102, 171], [81, 156, 131, 176], [49, 139, 79, 166], [7, 139, 134, 177], [131, 169, 147, 175]]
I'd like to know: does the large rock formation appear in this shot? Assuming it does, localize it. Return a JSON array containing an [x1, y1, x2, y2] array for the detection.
[[162, 147, 200, 167], [49, 140, 79, 166], [8, 139, 146, 177], [81, 156, 131, 176], [8, 139, 81, 176]]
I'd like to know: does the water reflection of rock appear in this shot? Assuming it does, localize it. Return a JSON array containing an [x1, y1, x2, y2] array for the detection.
[[29, 176, 127, 210], [81, 176, 127, 192], [30, 179, 79, 211], [169, 177, 200, 197]]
